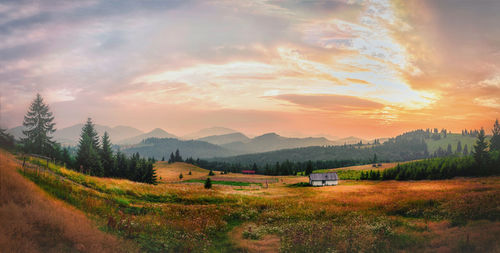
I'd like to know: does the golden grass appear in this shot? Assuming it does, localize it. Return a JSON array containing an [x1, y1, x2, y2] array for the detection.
[[230, 222, 280, 253], [155, 162, 210, 182], [0, 150, 137, 253], [8, 151, 500, 252]]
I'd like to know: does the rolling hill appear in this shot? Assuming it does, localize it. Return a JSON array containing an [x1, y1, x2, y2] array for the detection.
[[117, 128, 177, 145], [155, 162, 210, 181], [425, 133, 482, 153], [54, 124, 144, 146], [209, 130, 489, 166], [220, 132, 335, 154], [121, 138, 237, 159], [196, 132, 250, 145], [182, 127, 238, 140]]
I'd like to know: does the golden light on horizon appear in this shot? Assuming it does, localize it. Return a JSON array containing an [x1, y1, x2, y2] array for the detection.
[[1, 0, 499, 139]]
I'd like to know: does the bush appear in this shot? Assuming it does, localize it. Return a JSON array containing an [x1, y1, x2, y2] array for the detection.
[[204, 178, 212, 189]]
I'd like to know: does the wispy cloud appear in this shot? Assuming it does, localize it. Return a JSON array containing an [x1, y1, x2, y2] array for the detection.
[[1, 0, 499, 138]]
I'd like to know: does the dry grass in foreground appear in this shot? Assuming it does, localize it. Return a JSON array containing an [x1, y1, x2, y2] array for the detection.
[[0, 150, 137, 253]]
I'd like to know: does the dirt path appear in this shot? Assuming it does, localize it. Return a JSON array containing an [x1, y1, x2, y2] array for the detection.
[[229, 222, 280, 253], [0, 150, 137, 253]]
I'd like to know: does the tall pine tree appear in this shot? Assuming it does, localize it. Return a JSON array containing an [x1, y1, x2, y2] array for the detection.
[[21, 93, 56, 156], [473, 128, 488, 168], [100, 132, 114, 177], [490, 119, 500, 151], [305, 160, 313, 175], [76, 118, 102, 175]]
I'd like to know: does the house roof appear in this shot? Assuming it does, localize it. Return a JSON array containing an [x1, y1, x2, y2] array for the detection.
[[309, 172, 339, 181]]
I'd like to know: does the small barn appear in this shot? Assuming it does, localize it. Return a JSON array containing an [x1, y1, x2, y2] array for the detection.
[[309, 172, 339, 186]]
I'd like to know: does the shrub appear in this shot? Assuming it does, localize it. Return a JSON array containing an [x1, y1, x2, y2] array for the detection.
[[204, 178, 212, 189]]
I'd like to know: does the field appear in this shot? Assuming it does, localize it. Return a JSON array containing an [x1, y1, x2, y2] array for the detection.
[[155, 161, 211, 181], [2, 150, 500, 252]]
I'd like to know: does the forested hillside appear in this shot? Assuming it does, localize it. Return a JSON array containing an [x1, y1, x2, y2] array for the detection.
[[211, 129, 489, 167], [122, 137, 237, 159], [210, 130, 429, 166]]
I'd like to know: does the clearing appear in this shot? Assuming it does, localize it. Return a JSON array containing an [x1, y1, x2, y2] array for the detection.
[[4, 150, 500, 252]]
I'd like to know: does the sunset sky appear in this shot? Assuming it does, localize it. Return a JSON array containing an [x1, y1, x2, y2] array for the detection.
[[1, 0, 499, 139]]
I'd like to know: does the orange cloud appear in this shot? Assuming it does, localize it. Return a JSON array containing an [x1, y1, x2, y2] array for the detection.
[[272, 94, 384, 112]]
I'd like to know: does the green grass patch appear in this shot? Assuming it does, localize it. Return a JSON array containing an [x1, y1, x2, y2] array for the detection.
[[287, 182, 311, 187], [425, 133, 482, 153], [311, 169, 363, 180]]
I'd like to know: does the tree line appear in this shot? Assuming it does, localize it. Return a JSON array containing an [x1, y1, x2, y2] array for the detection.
[[186, 157, 367, 176], [9, 94, 157, 184], [361, 120, 500, 181]]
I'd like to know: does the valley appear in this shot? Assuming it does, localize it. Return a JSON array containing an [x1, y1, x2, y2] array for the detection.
[[3, 150, 499, 252]]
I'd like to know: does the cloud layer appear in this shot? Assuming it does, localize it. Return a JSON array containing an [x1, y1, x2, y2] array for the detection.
[[1, 0, 499, 138]]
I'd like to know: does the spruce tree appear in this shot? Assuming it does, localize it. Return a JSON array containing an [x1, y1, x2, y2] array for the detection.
[[463, 144, 469, 156], [21, 93, 56, 156], [305, 160, 313, 175], [456, 141, 462, 154], [447, 144, 452, 155], [204, 178, 212, 189], [100, 132, 114, 177], [174, 149, 182, 162], [490, 119, 500, 151], [473, 128, 488, 168], [169, 152, 175, 163], [61, 147, 72, 168], [115, 151, 128, 178], [76, 118, 102, 175]]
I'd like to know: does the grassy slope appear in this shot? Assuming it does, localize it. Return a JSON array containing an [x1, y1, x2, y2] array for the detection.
[[155, 161, 211, 182], [10, 151, 500, 252], [425, 133, 484, 153], [310, 162, 413, 180], [0, 150, 135, 253]]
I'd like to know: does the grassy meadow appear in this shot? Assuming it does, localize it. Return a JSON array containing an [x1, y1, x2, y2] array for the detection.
[[3, 150, 500, 252], [425, 134, 480, 153]]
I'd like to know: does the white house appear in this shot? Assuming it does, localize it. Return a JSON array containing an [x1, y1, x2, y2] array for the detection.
[[309, 172, 339, 186]]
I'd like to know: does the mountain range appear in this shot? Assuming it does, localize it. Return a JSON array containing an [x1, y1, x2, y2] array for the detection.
[[182, 127, 238, 140], [117, 128, 177, 145], [6, 124, 372, 159], [121, 132, 343, 159], [7, 124, 171, 146]]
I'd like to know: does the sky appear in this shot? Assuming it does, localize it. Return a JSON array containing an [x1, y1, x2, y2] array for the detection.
[[1, 0, 499, 139]]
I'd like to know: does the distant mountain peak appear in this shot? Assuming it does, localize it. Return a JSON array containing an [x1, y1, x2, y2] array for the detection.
[[117, 128, 176, 145], [182, 126, 238, 140], [256, 132, 280, 138], [196, 132, 250, 145], [150, 128, 167, 133]]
